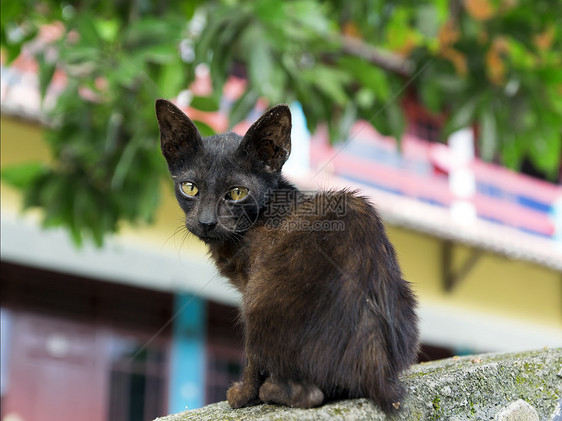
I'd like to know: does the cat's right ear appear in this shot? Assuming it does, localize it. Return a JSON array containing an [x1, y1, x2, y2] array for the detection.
[[155, 99, 203, 172], [238, 104, 292, 173]]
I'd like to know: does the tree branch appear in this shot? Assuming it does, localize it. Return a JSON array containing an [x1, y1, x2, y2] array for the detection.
[[339, 35, 414, 76]]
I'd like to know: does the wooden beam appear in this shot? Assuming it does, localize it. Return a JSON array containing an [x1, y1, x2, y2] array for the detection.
[[442, 241, 483, 292]]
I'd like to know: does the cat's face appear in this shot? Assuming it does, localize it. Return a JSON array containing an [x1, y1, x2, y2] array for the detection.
[[169, 131, 276, 242], [155, 100, 292, 243]]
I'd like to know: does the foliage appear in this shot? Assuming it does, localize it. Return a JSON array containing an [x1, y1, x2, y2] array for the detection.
[[2, 0, 197, 245], [409, 0, 562, 175], [1, 0, 561, 245]]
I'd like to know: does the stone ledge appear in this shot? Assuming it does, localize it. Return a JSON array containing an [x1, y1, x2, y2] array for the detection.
[[156, 348, 562, 420]]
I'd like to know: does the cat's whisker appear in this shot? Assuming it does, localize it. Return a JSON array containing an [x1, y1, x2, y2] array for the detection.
[[178, 227, 192, 255], [160, 221, 188, 251]]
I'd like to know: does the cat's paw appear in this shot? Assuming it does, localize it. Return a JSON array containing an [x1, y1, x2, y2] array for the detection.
[[258, 378, 285, 404], [259, 377, 324, 409], [227, 382, 261, 409]]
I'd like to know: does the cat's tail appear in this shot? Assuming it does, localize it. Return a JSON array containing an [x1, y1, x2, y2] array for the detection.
[[370, 376, 404, 413], [354, 334, 406, 414], [362, 341, 406, 413]]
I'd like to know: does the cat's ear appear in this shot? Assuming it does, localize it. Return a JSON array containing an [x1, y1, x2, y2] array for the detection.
[[155, 99, 203, 171], [238, 104, 291, 172]]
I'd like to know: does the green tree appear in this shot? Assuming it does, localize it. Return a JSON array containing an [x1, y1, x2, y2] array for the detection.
[[2, 0, 561, 245]]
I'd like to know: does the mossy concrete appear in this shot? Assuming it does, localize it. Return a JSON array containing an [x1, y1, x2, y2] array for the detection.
[[155, 348, 562, 421]]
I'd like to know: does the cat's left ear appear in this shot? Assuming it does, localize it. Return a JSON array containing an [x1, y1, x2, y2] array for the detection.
[[155, 98, 203, 173], [238, 104, 291, 172]]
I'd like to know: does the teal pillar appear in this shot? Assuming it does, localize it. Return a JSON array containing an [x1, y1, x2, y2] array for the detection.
[[169, 294, 206, 412]]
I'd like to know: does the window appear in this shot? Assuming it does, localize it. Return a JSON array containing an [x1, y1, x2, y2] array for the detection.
[[205, 344, 244, 404], [205, 300, 244, 404], [108, 337, 169, 421], [410, 117, 442, 143]]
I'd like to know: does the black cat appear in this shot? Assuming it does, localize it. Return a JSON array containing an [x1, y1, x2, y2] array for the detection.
[[156, 99, 419, 412]]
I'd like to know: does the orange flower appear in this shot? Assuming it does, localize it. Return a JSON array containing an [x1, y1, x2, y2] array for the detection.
[[438, 20, 467, 76], [499, 0, 518, 12], [463, 0, 495, 21], [438, 20, 460, 48], [442, 47, 468, 76], [395, 33, 419, 57], [342, 21, 361, 39], [534, 25, 555, 51], [486, 37, 509, 85]]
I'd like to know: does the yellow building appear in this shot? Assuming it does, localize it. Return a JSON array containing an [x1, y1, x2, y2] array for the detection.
[[4, 111, 560, 346]]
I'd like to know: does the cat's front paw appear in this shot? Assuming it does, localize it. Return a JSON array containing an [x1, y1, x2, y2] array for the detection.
[[227, 382, 261, 408], [259, 377, 324, 409]]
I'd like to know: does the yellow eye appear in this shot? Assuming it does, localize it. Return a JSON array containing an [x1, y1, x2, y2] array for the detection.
[[228, 187, 249, 201], [179, 182, 199, 197]]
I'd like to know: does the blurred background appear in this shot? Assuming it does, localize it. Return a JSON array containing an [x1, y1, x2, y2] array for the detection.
[[1, 0, 561, 420]]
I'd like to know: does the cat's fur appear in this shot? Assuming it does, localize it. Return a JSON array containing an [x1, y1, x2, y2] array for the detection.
[[155, 99, 419, 412]]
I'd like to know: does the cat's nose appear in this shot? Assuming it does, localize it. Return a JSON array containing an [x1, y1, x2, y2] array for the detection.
[[199, 220, 217, 232]]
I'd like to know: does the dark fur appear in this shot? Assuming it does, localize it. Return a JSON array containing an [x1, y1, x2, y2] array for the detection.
[[155, 99, 419, 412]]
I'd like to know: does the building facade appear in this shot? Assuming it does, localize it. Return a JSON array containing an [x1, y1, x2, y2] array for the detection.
[[1, 55, 561, 421]]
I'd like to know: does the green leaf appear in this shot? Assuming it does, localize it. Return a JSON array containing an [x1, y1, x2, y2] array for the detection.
[[113, 56, 142, 89], [356, 87, 376, 110], [111, 137, 137, 190], [137, 176, 160, 222], [36, 52, 56, 101], [122, 18, 173, 48], [500, 134, 524, 171], [339, 103, 358, 142], [369, 103, 392, 138], [528, 127, 562, 179], [302, 66, 350, 106], [248, 37, 275, 96], [190, 95, 220, 112], [337, 56, 390, 100], [255, 0, 284, 25], [193, 120, 215, 137], [1, 24, 38, 63], [436, 75, 467, 93], [479, 108, 497, 161], [1, 162, 45, 189], [229, 90, 260, 129], [93, 18, 119, 43], [182, 0, 204, 19], [1, 37, 24, 63], [60, 46, 102, 67], [419, 78, 443, 114], [385, 101, 406, 144], [71, 14, 101, 47], [134, 44, 177, 65], [416, 4, 439, 38], [157, 59, 187, 98], [443, 97, 479, 137], [287, 0, 331, 36]]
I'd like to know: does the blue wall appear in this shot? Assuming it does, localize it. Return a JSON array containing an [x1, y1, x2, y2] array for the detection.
[[168, 294, 206, 412]]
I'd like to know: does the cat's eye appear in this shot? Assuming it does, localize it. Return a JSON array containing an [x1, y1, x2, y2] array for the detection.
[[179, 182, 199, 197], [227, 187, 249, 201]]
